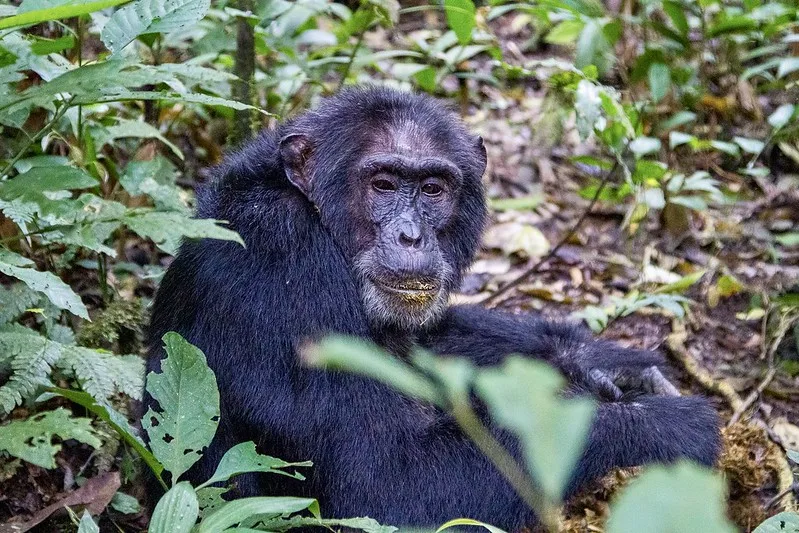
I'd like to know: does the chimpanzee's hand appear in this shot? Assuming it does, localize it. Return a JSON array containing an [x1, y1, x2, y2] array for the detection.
[[554, 342, 681, 401], [585, 366, 681, 400]]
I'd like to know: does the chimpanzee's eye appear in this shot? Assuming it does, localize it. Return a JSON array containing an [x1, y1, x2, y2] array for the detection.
[[421, 182, 443, 197], [372, 179, 397, 193]]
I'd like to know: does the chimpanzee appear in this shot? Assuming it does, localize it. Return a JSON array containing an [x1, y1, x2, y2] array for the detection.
[[147, 86, 720, 530]]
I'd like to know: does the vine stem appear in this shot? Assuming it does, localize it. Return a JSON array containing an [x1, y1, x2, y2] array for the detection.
[[1, 99, 73, 179], [450, 400, 560, 531]]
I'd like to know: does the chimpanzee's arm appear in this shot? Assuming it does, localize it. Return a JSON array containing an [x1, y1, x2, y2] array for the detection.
[[420, 305, 664, 379]]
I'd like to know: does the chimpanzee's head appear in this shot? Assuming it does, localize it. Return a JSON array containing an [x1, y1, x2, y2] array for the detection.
[[279, 87, 487, 330]]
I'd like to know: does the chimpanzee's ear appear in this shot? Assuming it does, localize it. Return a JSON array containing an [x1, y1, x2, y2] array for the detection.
[[279, 134, 313, 197], [474, 135, 487, 177]]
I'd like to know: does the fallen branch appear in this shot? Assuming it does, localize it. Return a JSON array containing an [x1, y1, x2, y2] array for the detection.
[[665, 319, 743, 412]]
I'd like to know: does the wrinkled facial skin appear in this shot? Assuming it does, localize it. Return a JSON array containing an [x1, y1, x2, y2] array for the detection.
[[352, 153, 461, 330]]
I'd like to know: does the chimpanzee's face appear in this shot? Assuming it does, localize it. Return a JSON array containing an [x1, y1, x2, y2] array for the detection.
[[279, 112, 485, 331], [350, 149, 462, 329]]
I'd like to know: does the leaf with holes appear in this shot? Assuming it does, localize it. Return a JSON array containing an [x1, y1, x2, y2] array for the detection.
[[0, 408, 100, 468], [143, 333, 220, 484]]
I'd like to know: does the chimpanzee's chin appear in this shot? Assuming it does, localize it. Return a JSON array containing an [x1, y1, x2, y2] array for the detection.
[[362, 280, 447, 330]]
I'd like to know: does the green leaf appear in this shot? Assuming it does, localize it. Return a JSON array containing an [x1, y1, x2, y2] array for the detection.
[[575, 19, 612, 74], [197, 441, 311, 489], [437, 519, 508, 533], [0, 408, 100, 468], [93, 119, 182, 159], [77, 511, 100, 533], [0, 166, 97, 197], [110, 492, 142, 514], [51, 388, 165, 484], [0, 249, 88, 318], [545, 19, 584, 45], [198, 497, 319, 533], [475, 357, 595, 502], [775, 233, 799, 247], [752, 512, 799, 533], [768, 104, 795, 129], [669, 131, 696, 149], [302, 336, 443, 407], [150, 482, 199, 533], [0, 0, 129, 30], [101, 0, 211, 54], [648, 62, 671, 102], [629, 136, 661, 157], [607, 462, 736, 533], [787, 450, 799, 463], [123, 210, 243, 255], [733, 136, 765, 154], [778, 58, 799, 78], [662, 1, 689, 35], [143, 333, 220, 484], [443, 0, 476, 45], [258, 515, 397, 533], [654, 270, 706, 294]]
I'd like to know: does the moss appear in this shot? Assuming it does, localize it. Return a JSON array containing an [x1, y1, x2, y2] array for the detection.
[[77, 299, 145, 353]]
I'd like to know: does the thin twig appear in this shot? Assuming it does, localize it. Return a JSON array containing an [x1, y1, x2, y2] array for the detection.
[[482, 159, 619, 306], [766, 482, 798, 510], [728, 367, 777, 426], [0, 99, 73, 179]]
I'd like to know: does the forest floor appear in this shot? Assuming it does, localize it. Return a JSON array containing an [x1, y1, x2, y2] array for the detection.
[[454, 17, 799, 529]]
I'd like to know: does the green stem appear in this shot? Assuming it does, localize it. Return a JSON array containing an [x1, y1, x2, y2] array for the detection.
[[450, 400, 560, 531], [338, 30, 366, 90], [0, 99, 73, 179]]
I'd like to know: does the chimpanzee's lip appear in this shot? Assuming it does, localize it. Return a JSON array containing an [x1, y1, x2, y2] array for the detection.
[[372, 278, 440, 295]]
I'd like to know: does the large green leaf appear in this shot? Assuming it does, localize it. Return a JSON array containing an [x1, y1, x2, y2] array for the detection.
[[0, 249, 88, 318], [77, 511, 100, 533], [124, 210, 243, 255], [0, 166, 97, 195], [143, 332, 220, 484], [752, 512, 799, 533], [150, 482, 199, 533], [101, 0, 211, 54], [475, 357, 595, 502], [303, 336, 443, 406], [198, 497, 319, 533], [197, 441, 311, 489], [0, 408, 100, 468], [0, 0, 129, 30], [607, 462, 736, 533]]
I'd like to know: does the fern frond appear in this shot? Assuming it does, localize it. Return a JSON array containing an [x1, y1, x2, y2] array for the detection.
[[57, 347, 145, 402], [0, 331, 145, 415], [0, 332, 61, 415]]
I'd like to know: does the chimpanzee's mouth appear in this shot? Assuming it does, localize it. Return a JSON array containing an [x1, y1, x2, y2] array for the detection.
[[373, 278, 441, 297]]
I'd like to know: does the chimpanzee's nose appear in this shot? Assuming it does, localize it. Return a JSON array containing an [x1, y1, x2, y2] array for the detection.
[[397, 218, 422, 248]]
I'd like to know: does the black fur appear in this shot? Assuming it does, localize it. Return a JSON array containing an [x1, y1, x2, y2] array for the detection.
[[147, 86, 720, 530]]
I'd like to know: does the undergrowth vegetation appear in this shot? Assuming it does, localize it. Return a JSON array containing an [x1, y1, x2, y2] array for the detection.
[[0, 0, 798, 531]]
